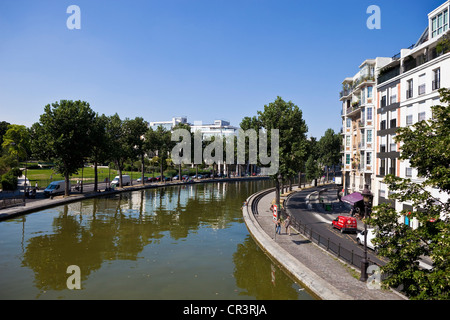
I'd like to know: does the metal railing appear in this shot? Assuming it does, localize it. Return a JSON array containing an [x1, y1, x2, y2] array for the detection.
[[282, 207, 374, 270]]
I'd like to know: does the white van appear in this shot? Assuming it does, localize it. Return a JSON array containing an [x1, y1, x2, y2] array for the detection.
[[44, 180, 69, 197], [110, 175, 131, 187], [356, 228, 377, 251]]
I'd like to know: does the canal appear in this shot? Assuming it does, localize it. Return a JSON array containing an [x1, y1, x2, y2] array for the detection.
[[0, 179, 313, 300]]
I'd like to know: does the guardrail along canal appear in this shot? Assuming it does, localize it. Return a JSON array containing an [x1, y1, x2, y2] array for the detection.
[[0, 180, 313, 300]]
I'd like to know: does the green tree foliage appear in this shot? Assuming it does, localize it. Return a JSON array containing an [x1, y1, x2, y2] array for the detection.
[[305, 154, 321, 181], [317, 128, 341, 181], [257, 96, 308, 180], [30, 100, 96, 196], [1, 124, 30, 160], [368, 88, 450, 300], [145, 125, 174, 182]]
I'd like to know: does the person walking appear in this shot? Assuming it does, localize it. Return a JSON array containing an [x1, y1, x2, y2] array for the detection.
[[275, 218, 281, 234], [284, 216, 291, 235]]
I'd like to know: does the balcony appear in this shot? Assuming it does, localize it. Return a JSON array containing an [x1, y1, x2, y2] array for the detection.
[[340, 89, 352, 99], [346, 101, 361, 117], [353, 75, 375, 91], [377, 65, 401, 85]]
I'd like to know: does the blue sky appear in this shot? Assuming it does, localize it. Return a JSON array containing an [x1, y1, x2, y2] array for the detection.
[[0, 0, 445, 138]]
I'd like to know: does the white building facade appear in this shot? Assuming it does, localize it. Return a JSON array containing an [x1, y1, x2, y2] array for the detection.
[[373, 1, 450, 227]]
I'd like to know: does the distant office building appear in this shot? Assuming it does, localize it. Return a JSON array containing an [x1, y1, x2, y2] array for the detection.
[[190, 119, 238, 139], [149, 117, 188, 131]]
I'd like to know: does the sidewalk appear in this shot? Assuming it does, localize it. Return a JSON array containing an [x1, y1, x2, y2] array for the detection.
[[243, 186, 407, 300]]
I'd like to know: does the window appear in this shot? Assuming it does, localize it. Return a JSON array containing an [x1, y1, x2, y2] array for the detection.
[[406, 115, 413, 126], [346, 154, 351, 165], [367, 130, 372, 143], [390, 85, 397, 104], [379, 159, 386, 175], [346, 118, 351, 128], [418, 74, 426, 95], [405, 167, 412, 177], [346, 135, 350, 146], [367, 86, 373, 99], [433, 68, 441, 90], [366, 152, 372, 166], [407, 79, 413, 98], [418, 112, 426, 122], [432, 9, 449, 38], [367, 107, 372, 121]]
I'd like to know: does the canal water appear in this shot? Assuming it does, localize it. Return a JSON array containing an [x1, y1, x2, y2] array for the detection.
[[0, 180, 313, 300]]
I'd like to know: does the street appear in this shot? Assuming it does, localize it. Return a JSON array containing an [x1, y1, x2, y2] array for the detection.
[[286, 186, 387, 267]]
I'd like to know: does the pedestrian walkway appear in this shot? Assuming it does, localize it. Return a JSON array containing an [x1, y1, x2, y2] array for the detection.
[[243, 186, 407, 300]]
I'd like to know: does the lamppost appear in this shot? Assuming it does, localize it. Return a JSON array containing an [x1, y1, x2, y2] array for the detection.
[[360, 184, 373, 282], [276, 173, 282, 216]]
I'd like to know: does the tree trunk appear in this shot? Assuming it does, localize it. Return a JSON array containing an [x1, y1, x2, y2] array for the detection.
[[94, 161, 98, 192], [64, 172, 70, 197], [141, 154, 145, 185], [160, 159, 164, 184], [298, 172, 302, 189]]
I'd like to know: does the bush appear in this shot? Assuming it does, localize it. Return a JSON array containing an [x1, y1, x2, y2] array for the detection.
[[1, 168, 22, 191]]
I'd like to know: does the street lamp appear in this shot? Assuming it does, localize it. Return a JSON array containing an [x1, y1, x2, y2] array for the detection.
[[360, 184, 373, 282]]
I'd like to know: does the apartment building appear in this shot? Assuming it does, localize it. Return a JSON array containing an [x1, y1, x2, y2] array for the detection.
[[372, 1, 450, 228], [340, 57, 391, 197]]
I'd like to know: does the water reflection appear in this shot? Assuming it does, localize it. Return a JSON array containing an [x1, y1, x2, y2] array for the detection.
[[1, 180, 313, 299]]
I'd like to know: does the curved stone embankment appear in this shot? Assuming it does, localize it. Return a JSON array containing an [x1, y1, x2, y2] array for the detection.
[[242, 188, 352, 300], [242, 187, 407, 301]]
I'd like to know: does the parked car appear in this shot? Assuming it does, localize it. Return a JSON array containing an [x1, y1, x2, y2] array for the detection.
[[356, 228, 377, 251], [137, 177, 148, 182], [331, 216, 358, 233]]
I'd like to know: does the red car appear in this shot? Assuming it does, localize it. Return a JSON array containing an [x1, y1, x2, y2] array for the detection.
[[332, 216, 357, 233]]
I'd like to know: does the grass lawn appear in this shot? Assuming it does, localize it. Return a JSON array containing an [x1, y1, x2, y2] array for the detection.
[[24, 166, 211, 189], [25, 167, 145, 189]]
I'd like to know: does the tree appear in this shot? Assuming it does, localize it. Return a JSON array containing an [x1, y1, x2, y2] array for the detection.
[[0, 121, 11, 148], [88, 114, 110, 192], [318, 128, 341, 182], [124, 117, 149, 185], [305, 154, 321, 182], [257, 96, 308, 184], [30, 100, 96, 196], [255, 96, 308, 206], [368, 88, 450, 300], [145, 125, 174, 183], [1, 124, 31, 161]]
